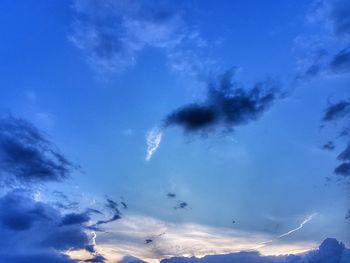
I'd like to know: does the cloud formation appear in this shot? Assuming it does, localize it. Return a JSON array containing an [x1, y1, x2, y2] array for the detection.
[[296, 0, 350, 80], [71, 0, 215, 75], [322, 100, 350, 177], [95, 198, 122, 226], [146, 127, 162, 161], [278, 213, 317, 238], [327, 0, 350, 38], [0, 116, 76, 183], [164, 71, 279, 135], [93, 214, 318, 262], [323, 100, 350, 122], [0, 190, 91, 262], [322, 141, 335, 150], [330, 47, 350, 74], [161, 238, 350, 263]]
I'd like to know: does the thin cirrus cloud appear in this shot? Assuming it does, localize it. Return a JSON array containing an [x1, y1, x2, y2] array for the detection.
[[70, 0, 216, 76], [145, 127, 162, 161]]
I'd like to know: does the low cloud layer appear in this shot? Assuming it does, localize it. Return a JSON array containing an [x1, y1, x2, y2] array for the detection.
[[91, 213, 320, 262], [0, 116, 76, 183], [161, 238, 350, 263], [164, 71, 279, 135]]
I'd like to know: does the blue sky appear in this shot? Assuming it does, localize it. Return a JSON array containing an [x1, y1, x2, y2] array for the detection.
[[0, 0, 349, 262]]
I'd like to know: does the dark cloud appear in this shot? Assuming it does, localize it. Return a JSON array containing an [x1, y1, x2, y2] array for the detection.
[[161, 238, 350, 263], [164, 71, 279, 135], [322, 100, 350, 122], [322, 100, 350, 177], [94, 198, 122, 226], [167, 192, 176, 198], [322, 141, 335, 150], [296, 0, 350, 80], [328, 0, 350, 39], [346, 209, 350, 219], [145, 239, 153, 244], [84, 255, 106, 262], [40, 227, 89, 251], [174, 201, 188, 210], [60, 209, 103, 227], [60, 212, 91, 226], [297, 47, 350, 79], [121, 201, 128, 209], [0, 191, 52, 231], [0, 116, 76, 183], [334, 162, 350, 176], [337, 144, 350, 161], [329, 47, 350, 74], [0, 191, 90, 262], [0, 253, 77, 263]]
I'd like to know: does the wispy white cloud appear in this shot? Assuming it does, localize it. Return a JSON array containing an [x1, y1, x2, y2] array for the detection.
[[146, 128, 163, 161], [70, 0, 218, 76], [250, 212, 318, 253], [278, 213, 318, 238]]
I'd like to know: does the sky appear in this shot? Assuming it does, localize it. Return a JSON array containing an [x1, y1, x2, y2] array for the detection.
[[0, 0, 349, 262]]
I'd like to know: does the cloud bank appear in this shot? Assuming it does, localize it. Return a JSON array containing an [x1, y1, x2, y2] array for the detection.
[[161, 238, 350, 263]]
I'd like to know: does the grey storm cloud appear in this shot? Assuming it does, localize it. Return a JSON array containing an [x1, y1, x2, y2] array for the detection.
[[0, 116, 76, 183], [161, 238, 350, 263], [164, 71, 279, 135]]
